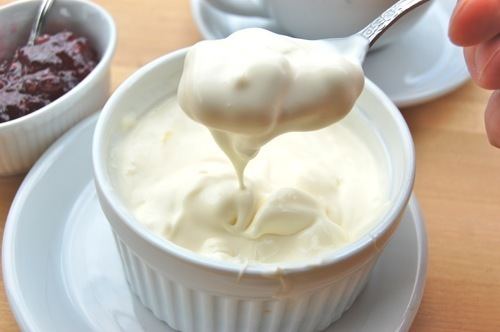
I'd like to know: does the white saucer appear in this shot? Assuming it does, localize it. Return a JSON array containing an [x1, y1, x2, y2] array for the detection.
[[3, 114, 427, 332], [190, 0, 469, 107]]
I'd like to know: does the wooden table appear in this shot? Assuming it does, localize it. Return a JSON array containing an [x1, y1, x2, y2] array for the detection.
[[1, 1, 499, 331]]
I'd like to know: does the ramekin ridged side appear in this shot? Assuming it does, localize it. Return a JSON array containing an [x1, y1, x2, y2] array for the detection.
[[112, 231, 379, 332], [0, 0, 116, 176]]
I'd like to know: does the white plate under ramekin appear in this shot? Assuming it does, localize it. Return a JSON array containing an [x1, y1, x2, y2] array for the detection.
[[92, 48, 415, 332], [2, 113, 426, 332], [0, 0, 116, 176]]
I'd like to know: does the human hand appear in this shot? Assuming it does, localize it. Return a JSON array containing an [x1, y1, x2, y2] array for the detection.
[[449, 0, 500, 147]]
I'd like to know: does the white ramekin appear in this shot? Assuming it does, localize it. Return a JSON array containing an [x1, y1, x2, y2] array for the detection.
[[93, 49, 415, 332], [0, 0, 116, 176]]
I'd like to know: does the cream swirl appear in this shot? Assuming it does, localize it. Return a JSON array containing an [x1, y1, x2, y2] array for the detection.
[[111, 98, 387, 264]]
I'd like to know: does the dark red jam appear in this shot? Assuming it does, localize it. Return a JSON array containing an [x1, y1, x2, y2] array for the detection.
[[0, 31, 98, 123]]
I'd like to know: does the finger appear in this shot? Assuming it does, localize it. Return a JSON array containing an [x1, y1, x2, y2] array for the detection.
[[449, 0, 500, 46], [485, 90, 500, 148], [464, 36, 500, 90]]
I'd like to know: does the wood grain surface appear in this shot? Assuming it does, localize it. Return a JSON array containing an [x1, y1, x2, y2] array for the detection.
[[1, 0, 499, 331]]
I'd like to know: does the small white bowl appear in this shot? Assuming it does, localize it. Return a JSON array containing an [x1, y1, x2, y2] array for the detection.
[[0, 0, 116, 176], [93, 49, 415, 332]]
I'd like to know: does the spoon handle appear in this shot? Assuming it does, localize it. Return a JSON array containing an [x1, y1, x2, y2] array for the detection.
[[28, 0, 56, 45], [358, 0, 432, 47]]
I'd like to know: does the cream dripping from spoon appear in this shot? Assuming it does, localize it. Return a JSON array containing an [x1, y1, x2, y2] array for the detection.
[[179, 0, 430, 187], [178, 28, 364, 188]]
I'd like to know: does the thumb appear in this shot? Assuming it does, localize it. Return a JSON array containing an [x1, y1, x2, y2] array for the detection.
[[449, 0, 500, 46], [485, 90, 500, 147]]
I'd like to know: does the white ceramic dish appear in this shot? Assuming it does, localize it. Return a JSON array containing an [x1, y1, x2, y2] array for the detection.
[[93, 48, 415, 332], [2, 113, 427, 332], [190, 0, 470, 107], [0, 0, 116, 176], [203, 0, 431, 49]]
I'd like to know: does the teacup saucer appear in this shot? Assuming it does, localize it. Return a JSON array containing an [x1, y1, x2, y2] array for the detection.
[[190, 0, 469, 107], [3, 114, 427, 331]]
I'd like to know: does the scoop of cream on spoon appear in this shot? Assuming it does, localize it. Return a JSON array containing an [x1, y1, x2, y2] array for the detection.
[[178, 0, 431, 188], [178, 28, 365, 188]]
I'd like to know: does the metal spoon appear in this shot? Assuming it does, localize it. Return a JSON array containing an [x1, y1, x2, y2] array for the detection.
[[323, 0, 432, 64], [27, 0, 56, 45]]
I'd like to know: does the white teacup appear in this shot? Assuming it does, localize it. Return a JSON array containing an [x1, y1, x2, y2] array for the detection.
[[204, 0, 432, 48]]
